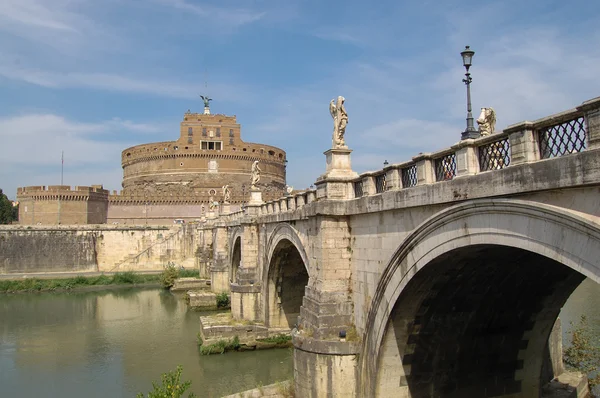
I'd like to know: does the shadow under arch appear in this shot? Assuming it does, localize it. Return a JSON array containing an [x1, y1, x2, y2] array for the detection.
[[359, 198, 600, 398], [263, 223, 310, 329], [229, 226, 243, 283]]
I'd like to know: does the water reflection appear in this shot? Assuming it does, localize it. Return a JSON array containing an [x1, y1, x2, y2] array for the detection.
[[0, 287, 292, 398]]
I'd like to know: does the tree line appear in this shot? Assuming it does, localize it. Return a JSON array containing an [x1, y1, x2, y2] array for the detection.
[[0, 188, 18, 224]]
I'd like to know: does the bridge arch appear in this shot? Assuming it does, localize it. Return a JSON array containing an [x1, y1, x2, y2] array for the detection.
[[229, 226, 243, 283], [263, 223, 310, 329], [360, 199, 600, 397]]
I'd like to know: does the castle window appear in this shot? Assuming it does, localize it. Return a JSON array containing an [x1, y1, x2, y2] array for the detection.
[[229, 138, 234, 145], [201, 141, 222, 151], [188, 137, 193, 144], [188, 127, 193, 136], [202, 128, 207, 137], [216, 128, 221, 137], [229, 129, 234, 137], [268, 150, 275, 156], [174, 146, 179, 150]]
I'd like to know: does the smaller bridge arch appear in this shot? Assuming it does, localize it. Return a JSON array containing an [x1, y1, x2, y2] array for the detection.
[[228, 226, 243, 283], [360, 199, 600, 397], [263, 223, 311, 329]]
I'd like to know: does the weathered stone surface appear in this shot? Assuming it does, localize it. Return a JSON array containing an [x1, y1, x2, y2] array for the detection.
[[171, 278, 210, 292], [186, 291, 217, 309]]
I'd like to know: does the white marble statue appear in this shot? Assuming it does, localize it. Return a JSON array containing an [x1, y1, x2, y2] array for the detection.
[[222, 185, 231, 203], [286, 185, 294, 195], [329, 96, 348, 148], [251, 160, 261, 189], [477, 107, 496, 136]]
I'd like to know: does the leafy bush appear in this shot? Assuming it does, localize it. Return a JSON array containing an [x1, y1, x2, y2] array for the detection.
[[136, 365, 196, 398], [160, 262, 180, 289], [112, 271, 140, 284], [564, 315, 600, 390], [216, 292, 230, 309]]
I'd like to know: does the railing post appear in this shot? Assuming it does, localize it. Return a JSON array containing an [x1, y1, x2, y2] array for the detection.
[[504, 121, 539, 165], [385, 166, 401, 190], [578, 96, 600, 150], [452, 139, 479, 177], [362, 175, 376, 196], [412, 153, 434, 185]]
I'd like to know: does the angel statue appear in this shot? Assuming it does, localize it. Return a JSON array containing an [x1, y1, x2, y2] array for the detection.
[[222, 184, 231, 203], [329, 96, 348, 148], [251, 160, 261, 189], [200, 95, 212, 108]]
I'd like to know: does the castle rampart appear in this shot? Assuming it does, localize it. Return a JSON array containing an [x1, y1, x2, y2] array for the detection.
[[17, 185, 109, 225]]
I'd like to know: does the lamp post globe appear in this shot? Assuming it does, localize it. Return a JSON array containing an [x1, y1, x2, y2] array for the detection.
[[460, 46, 479, 140]]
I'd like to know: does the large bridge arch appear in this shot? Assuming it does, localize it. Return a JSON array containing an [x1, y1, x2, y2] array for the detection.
[[263, 223, 310, 329], [360, 199, 600, 397]]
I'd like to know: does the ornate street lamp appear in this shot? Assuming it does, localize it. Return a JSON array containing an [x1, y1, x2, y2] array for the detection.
[[460, 46, 478, 140]]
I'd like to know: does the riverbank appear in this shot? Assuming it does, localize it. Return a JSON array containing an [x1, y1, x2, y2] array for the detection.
[[0, 269, 199, 293]]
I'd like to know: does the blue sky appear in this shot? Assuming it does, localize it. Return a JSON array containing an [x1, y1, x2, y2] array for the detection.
[[0, 0, 599, 200]]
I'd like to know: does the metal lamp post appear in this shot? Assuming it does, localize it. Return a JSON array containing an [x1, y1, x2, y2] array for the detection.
[[460, 46, 478, 140]]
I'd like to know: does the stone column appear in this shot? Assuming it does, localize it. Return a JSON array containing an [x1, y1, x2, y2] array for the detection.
[[210, 223, 230, 293], [230, 221, 262, 321], [577, 96, 600, 150], [505, 121, 539, 165], [293, 215, 359, 398], [453, 139, 479, 177], [413, 153, 434, 185]]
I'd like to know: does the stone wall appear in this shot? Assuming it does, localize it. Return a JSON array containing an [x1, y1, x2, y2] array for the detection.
[[0, 225, 198, 274]]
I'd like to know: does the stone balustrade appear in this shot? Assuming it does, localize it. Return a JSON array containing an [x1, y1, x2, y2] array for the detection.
[[199, 96, 600, 222]]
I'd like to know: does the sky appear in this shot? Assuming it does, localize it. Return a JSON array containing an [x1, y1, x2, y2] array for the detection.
[[0, 0, 599, 200]]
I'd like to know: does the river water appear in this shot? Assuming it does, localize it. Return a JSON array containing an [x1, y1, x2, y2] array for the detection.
[[0, 280, 598, 398], [0, 288, 292, 397]]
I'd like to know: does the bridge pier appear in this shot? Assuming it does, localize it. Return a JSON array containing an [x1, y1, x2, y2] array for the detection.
[[231, 220, 262, 321], [210, 223, 230, 293], [293, 215, 359, 397]]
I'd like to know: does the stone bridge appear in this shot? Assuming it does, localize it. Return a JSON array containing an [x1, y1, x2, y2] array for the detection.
[[197, 96, 600, 397]]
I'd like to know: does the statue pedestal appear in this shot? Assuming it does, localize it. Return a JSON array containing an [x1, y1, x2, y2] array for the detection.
[[206, 211, 217, 220], [248, 188, 263, 205], [315, 148, 359, 200], [203, 106, 210, 115], [221, 203, 231, 215]]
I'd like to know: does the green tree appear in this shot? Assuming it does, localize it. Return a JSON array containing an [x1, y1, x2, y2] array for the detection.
[[0, 189, 16, 224]]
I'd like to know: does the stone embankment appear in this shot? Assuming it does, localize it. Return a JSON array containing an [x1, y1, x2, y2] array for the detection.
[[0, 224, 198, 274], [221, 380, 293, 398]]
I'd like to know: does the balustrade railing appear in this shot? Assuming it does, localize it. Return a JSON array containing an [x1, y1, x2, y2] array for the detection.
[[354, 181, 364, 198], [538, 115, 587, 159], [375, 173, 387, 193], [478, 136, 511, 171], [401, 164, 418, 188], [434, 152, 457, 182], [207, 97, 598, 213]]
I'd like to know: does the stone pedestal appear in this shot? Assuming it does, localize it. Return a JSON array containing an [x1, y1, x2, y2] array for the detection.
[[203, 106, 210, 115], [221, 203, 231, 215], [248, 188, 263, 205], [206, 211, 217, 220], [315, 148, 359, 200]]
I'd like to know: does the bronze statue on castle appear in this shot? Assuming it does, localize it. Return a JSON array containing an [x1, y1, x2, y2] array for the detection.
[[200, 95, 212, 108]]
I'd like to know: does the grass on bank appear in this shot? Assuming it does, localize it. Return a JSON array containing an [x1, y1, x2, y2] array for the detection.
[[0, 268, 200, 293]]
